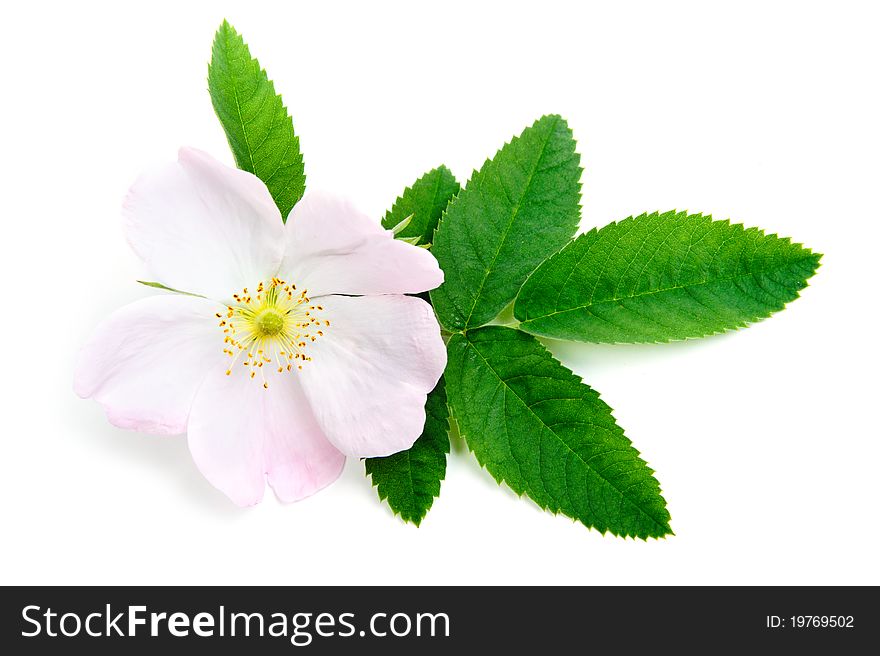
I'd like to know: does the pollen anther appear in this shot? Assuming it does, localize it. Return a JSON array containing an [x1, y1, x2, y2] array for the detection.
[[217, 278, 328, 389]]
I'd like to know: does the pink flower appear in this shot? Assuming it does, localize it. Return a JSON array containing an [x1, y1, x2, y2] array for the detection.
[[75, 148, 446, 506]]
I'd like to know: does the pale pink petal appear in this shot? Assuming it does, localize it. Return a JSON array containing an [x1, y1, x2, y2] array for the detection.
[[298, 295, 446, 457], [123, 148, 284, 301], [187, 365, 345, 506], [74, 295, 226, 435], [263, 375, 346, 503], [280, 192, 443, 297]]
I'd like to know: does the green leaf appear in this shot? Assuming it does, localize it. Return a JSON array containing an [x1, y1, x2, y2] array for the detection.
[[382, 166, 460, 246], [137, 281, 203, 297], [430, 115, 582, 330], [446, 326, 671, 539], [515, 211, 822, 343], [208, 20, 305, 220], [365, 379, 450, 526]]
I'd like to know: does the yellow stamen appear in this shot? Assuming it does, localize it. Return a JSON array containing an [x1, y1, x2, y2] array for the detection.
[[217, 278, 328, 389]]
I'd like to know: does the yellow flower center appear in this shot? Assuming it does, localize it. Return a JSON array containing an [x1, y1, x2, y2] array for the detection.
[[216, 278, 330, 388], [255, 308, 285, 336]]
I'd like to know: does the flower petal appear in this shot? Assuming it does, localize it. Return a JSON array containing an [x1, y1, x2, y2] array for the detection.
[[187, 365, 345, 506], [74, 295, 226, 435], [123, 147, 284, 301], [298, 295, 446, 457], [280, 192, 443, 297], [263, 375, 346, 503]]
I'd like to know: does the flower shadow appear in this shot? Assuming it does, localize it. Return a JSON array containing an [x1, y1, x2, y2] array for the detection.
[[72, 402, 240, 517], [540, 331, 740, 373]]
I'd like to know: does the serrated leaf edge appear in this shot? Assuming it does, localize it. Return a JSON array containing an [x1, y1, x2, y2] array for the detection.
[[208, 20, 305, 219], [383, 165, 459, 245], [451, 331, 673, 540], [432, 114, 583, 331], [364, 399, 451, 527], [515, 210, 823, 344]]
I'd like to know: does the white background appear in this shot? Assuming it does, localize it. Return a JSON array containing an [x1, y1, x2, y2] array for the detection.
[[1, 0, 877, 585]]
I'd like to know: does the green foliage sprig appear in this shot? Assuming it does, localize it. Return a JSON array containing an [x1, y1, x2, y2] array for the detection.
[[209, 22, 820, 537]]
